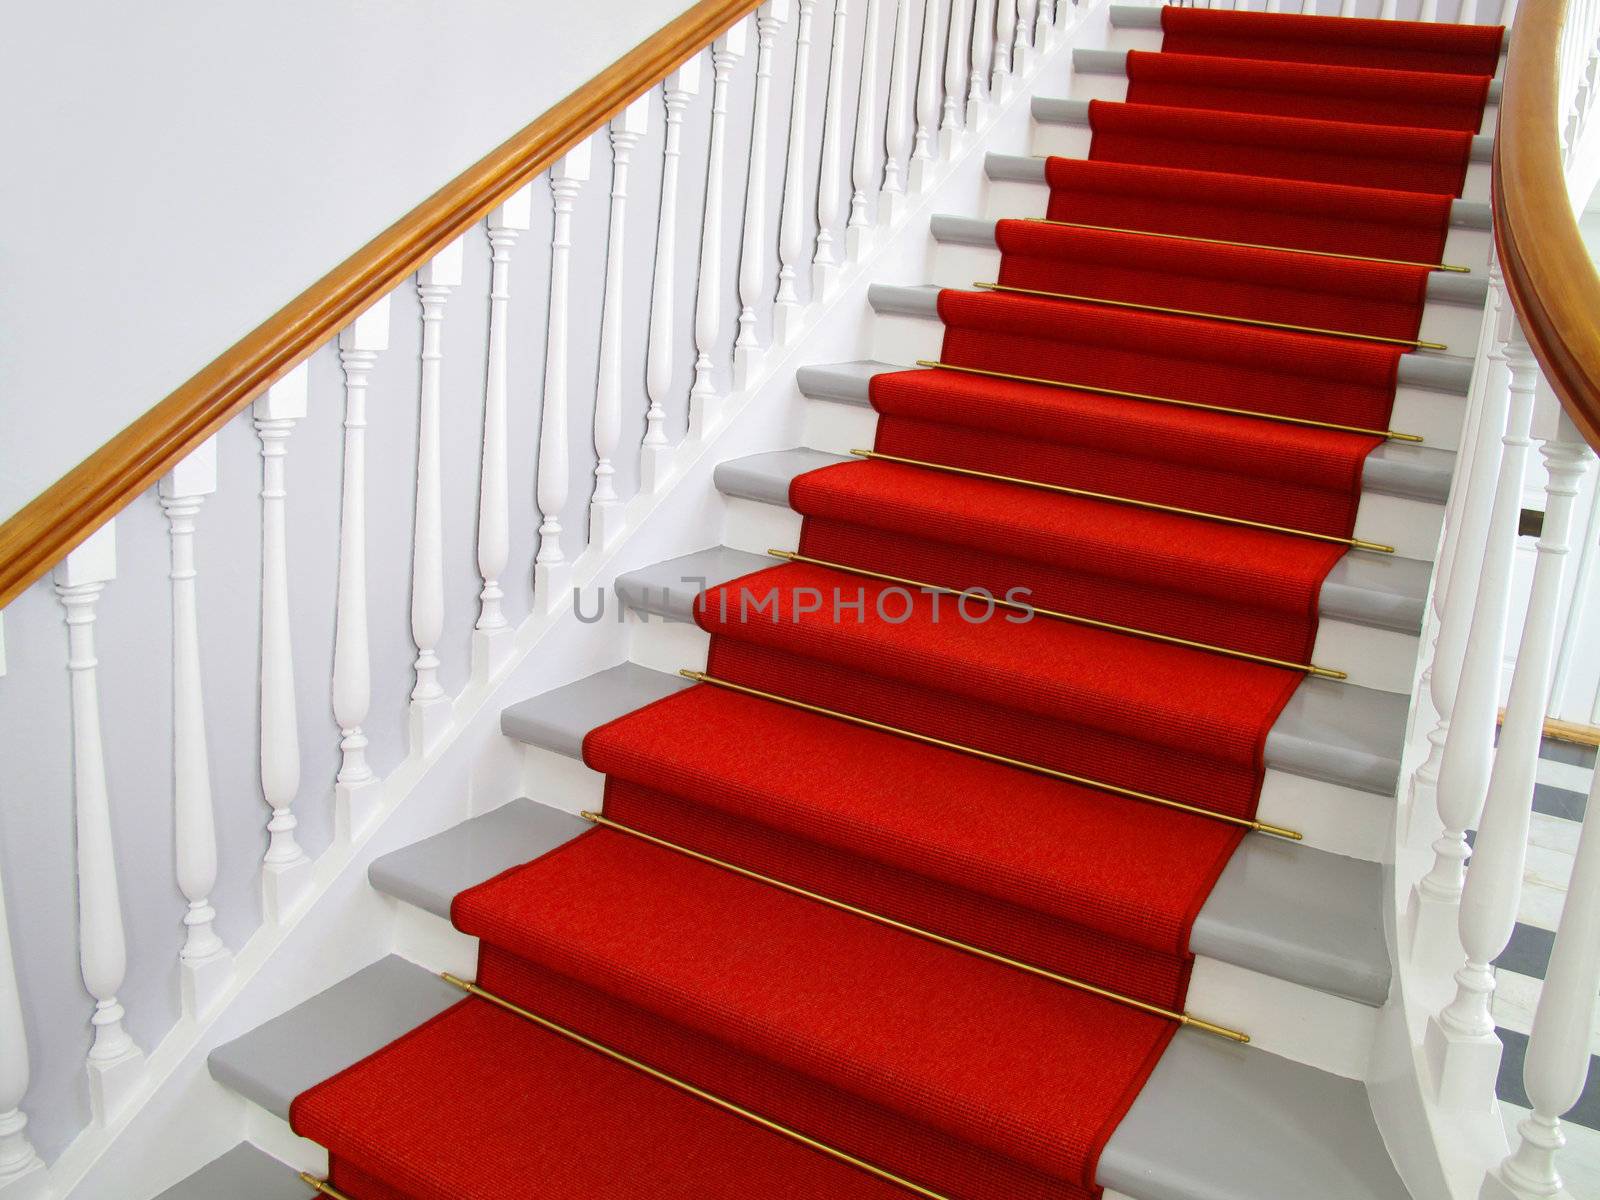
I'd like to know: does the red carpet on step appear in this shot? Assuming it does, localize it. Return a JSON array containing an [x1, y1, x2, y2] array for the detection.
[[291, 10, 1499, 1198]]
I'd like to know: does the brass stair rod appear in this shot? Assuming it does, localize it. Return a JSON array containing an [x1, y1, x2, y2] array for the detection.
[[973, 281, 1448, 351], [582, 810, 1250, 1043], [441, 973, 958, 1200], [680, 670, 1303, 841], [299, 1175, 355, 1200], [1023, 216, 1472, 273], [913, 359, 1425, 443], [849, 447, 1395, 554], [767, 548, 1346, 681]]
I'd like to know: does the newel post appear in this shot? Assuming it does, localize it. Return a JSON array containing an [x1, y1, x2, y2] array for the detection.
[[55, 523, 146, 1123], [159, 438, 233, 1017]]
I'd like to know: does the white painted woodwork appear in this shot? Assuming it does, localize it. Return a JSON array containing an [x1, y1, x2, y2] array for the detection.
[[0, 856, 44, 1194], [333, 294, 392, 843], [536, 143, 592, 614], [1413, 276, 1511, 823], [1338, 0, 1357, 15], [847, 0, 887, 259], [1429, 415, 1594, 1111], [942, 0, 973, 143], [411, 236, 464, 755], [774, 0, 819, 343], [1302, 0, 1318, 14], [253, 365, 312, 922], [643, 61, 703, 491], [1419, 0, 1440, 17], [690, 24, 747, 438], [158, 439, 232, 1018], [969, 0, 995, 108], [1484, 759, 1600, 1198], [593, 97, 652, 553], [910, 0, 942, 187], [1423, 320, 1537, 908], [881, 0, 914, 213], [1035, 0, 1053, 47], [994, 0, 1017, 94], [1016, 0, 1037, 66], [735, 1, 791, 384], [813, 0, 851, 298], [1379, 0, 1399, 16], [476, 186, 533, 680], [53, 523, 146, 1124]]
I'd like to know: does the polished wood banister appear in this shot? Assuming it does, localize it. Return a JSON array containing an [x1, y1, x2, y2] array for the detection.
[[0, 0, 762, 611], [1494, 0, 1600, 452]]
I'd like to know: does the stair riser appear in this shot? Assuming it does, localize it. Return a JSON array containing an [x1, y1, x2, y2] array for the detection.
[[928, 239, 1486, 360], [979, 174, 1496, 271], [718, 491, 1417, 695], [1066, 71, 1502, 138], [866, 309, 1468, 460], [1029, 120, 1495, 206]]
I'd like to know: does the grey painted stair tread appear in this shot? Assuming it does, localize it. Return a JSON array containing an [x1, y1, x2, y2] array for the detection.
[[983, 151, 1495, 229], [928, 213, 1489, 305], [609, 550, 1406, 795], [1030, 95, 1495, 161], [1069, 45, 1504, 103], [865, 282, 1475, 393], [369, 798, 587, 920], [711, 450, 1429, 634], [1100, 1029, 1408, 1200], [155, 1144, 302, 1200], [208, 957, 458, 1121], [502, 661, 693, 754], [498, 665, 1389, 1004]]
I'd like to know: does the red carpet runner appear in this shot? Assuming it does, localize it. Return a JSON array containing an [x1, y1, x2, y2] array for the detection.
[[292, 10, 1499, 1198]]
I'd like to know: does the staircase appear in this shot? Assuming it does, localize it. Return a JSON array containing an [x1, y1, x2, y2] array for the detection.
[[169, 5, 1491, 1198], [6, 2, 1600, 1199]]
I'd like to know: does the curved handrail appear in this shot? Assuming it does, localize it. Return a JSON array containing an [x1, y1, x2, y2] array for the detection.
[[1494, 0, 1600, 451], [0, 0, 761, 611]]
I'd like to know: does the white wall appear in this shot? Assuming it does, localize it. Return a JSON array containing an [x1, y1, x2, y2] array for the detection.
[[0, 0, 696, 524]]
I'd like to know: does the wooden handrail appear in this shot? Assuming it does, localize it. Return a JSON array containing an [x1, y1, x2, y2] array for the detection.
[[1494, 0, 1600, 452], [0, 0, 761, 611]]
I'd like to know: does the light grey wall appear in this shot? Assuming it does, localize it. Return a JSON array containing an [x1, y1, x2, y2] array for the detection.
[[0, 0, 699, 524], [0, 0, 939, 1162]]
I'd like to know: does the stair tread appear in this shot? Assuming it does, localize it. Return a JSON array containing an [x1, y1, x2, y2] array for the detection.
[[154, 1144, 301, 1200], [715, 447, 1430, 634], [208, 957, 460, 1121], [797, 359, 1456, 504], [490, 667, 1388, 1003]]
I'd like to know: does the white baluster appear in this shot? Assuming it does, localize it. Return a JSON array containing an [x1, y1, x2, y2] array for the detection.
[[1302, 0, 1318, 15], [411, 236, 463, 755], [1338, 0, 1356, 14], [54, 523, 145, 1123], [689, 24, 748, 438], [254, 366, 311, 923], [475, 186, 532, 680], [1378, 0, 1397, 16], [1419, 0, 1440, 18], [881, 0, 915, 223], [994, 0, 1018, 97], [1483, 760, 1600, 1198], [942, 0, 973, 151], [1413, 317, 1538, 972], [735, 1, 791, 387], [813, 0, 852, 300], [774, 0, 819, 345], [1427, 411, 1595, 1110], [159, 439, 232, 1019], [536, 144, 591, 614], [333, 295, 390, 844], [0, 856, 45, 1196], [642, 61, 703, 489], [847, 0, 888, 259], [593, 97, 651, 553], [969, 0, 995, 114], [1413, 269, 1511, 828], [1035, 0, 1054, 49], [910, 0, 944, 191], [1015, 0, 1037, 73]]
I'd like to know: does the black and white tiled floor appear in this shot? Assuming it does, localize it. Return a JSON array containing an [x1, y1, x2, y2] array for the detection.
[[1491, 737, 1599, 1191]]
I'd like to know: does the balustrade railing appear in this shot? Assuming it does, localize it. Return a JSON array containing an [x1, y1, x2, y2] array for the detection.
[[0, 0, 1073, 1184]]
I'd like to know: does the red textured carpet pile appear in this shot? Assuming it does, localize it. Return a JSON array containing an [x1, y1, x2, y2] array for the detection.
[[291, 10, 1498, 1198]]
